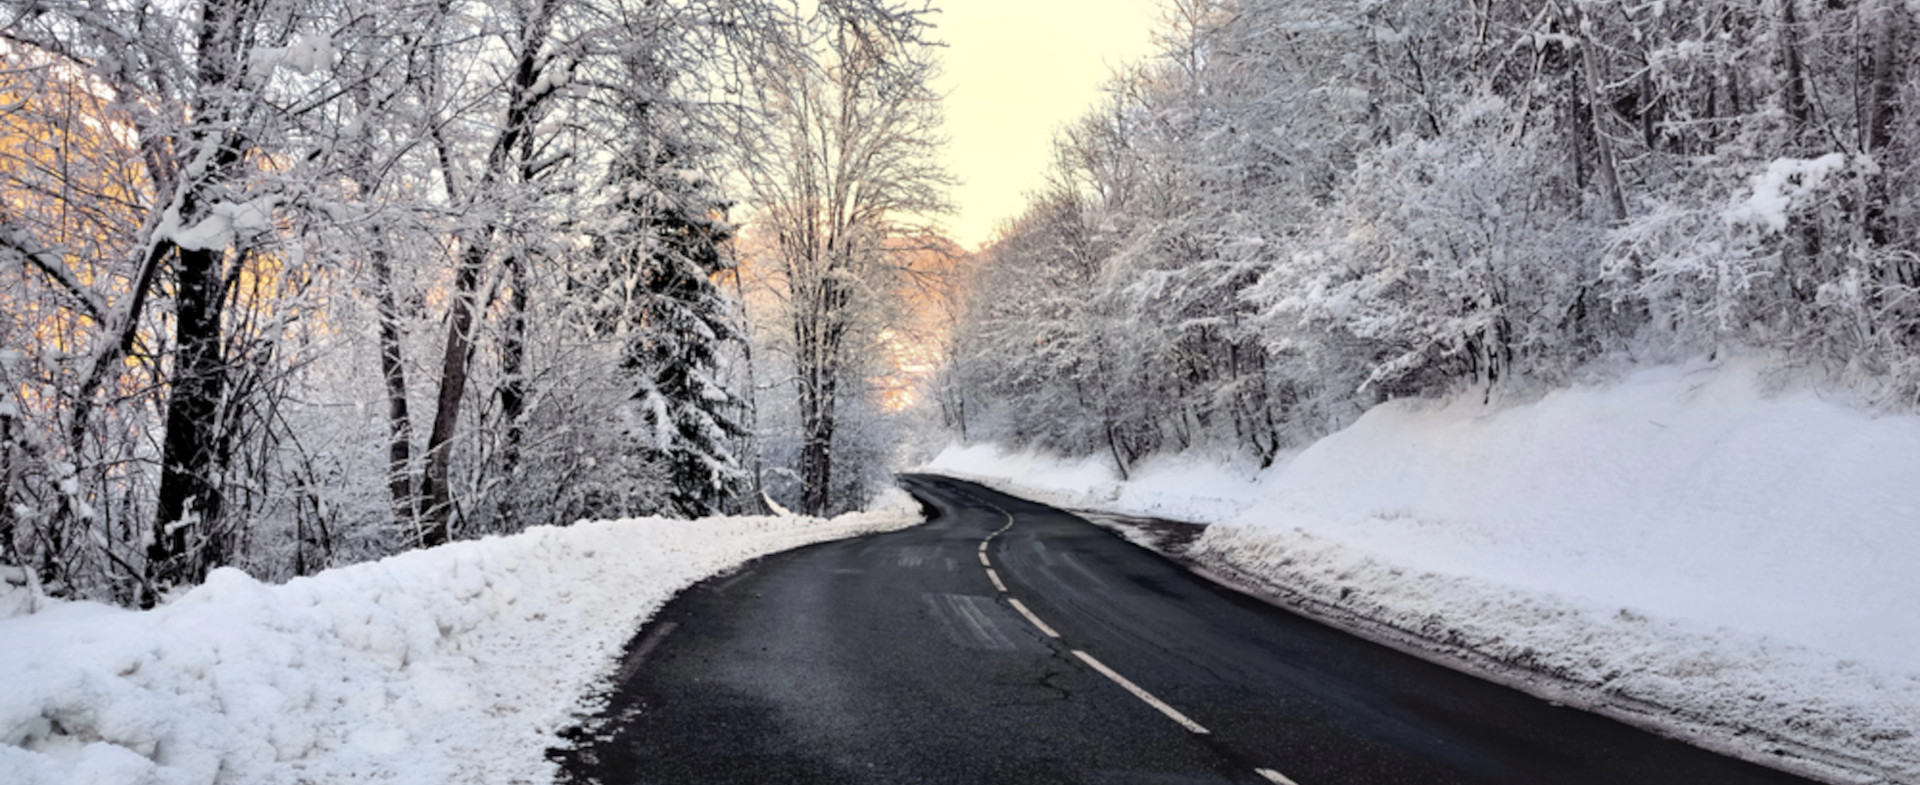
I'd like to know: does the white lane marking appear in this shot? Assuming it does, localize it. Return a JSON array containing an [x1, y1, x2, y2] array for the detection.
[[986, 568, 1007, 593], [978, 541, 987, 553], [978, 551, 991, 567], [1071, 650, 1210, 735], [980, 498, 1015, 541], [1256, 768, 1301, 785], [1006, 597, 1060, 638]]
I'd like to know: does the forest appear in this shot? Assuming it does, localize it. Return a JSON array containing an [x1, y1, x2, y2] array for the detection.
[[940, 0, 1920, 479], [3, 0, 1917, 608], [0, 0, 948, 605]]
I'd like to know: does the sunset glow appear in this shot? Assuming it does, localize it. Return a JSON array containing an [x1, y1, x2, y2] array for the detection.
[[932, 0, 1163, 249]]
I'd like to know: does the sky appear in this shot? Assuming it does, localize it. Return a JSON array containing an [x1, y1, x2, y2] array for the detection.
[[931, 0, 1165, 250]]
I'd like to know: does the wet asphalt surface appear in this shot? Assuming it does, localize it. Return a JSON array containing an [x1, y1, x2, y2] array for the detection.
[[551, 474, 1820, 785]]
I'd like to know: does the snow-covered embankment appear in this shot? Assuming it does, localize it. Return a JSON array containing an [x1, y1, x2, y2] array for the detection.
[[926, 364, 1920, 784], [0, 490, 923, 785]]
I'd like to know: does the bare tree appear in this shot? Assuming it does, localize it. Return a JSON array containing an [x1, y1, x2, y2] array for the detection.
[[732, 1, 950, 515]]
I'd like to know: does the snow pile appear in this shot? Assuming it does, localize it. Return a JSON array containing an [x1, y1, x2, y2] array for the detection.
[[0, 491, 921, 785], [1726, 153, 1851, 233], [927, 363, 1920, 782], [924, 443, 1268, 524]]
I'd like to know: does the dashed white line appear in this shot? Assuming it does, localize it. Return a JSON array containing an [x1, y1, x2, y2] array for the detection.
[[1006, 598, 1060, 638], [940, 482, 1291, 781], [1071, 650, 1211, 735], [981, 500, 1015, 541]]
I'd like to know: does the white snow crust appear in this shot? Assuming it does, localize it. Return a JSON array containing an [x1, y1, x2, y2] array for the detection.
[[926, 362, 1920, 782], [0, 491, 921, 785]]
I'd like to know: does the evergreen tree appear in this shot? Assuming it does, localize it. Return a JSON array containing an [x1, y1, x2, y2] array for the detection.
[[585, 69, 750, 519]]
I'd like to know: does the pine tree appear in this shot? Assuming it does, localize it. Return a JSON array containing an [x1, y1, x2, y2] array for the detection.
[[585, 77, 750, 519]]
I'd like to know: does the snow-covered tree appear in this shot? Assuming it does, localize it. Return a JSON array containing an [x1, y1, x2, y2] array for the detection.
[[942, 0, 1920, 476], [0, 0, 814, 604], [730, 0, 952, 516], [581, 14, 750, 518]]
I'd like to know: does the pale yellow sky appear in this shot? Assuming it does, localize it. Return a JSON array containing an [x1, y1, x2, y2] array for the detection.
[[931, 1, 1164, 249]]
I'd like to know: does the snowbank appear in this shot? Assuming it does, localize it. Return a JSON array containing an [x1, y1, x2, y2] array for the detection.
[[925, 364, 1920, 783], [923, 443, 1269, 523], [0, 491, 922, 785]]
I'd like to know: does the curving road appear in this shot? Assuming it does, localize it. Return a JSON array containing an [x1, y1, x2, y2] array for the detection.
[[552, 475, 1819, 785]]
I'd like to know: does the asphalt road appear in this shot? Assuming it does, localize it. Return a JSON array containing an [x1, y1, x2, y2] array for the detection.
[[552, 474, 1820, 785]]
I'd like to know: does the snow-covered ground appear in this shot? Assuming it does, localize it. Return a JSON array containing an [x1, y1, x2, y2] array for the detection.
[[0, 491, 922, 785], [926, 362, 1920, 784]]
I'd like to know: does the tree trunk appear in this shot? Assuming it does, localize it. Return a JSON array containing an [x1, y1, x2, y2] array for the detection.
[[371, 244, 417, 539], [798, 370, 837, 517], [150, 243, 230, 599], [495, 250, 530, 532], [1575, 8, 1628, 224], [1863, 0, 1904, 250], [1778, 0, 1811, 145], [1, 406, 17, 569], [797, 299, 840, 517], [414, 0, 557, 547], [346, 75, 419, 542], [728, 269, 768, 514], [1105, 420, 1131, 482], [417, 241, 486, 547], [1774, 0, 1824, 304], [147, 0, 251, 604]]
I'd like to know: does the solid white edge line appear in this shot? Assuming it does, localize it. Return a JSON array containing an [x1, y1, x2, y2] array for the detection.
[[1071, 650, 1210, 735], [986, 568, 1007, 593], [1006, 598, 1060, 638], [1255, 768, 1300, 785]]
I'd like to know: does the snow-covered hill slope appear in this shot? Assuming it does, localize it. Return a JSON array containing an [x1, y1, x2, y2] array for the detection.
[[926, 363, 1920, 784], [0, 491, 922, 785]]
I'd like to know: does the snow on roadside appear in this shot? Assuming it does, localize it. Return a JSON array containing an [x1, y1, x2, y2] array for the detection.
[[925, 363, 1920, 784], [0, 490, 922, 785], [925, 443, 1270, 523]]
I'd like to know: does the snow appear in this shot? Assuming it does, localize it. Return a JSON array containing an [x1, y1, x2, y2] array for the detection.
[[925, 362, 1920, 782], [1726, 153, 1849, 233], [926, 443, 1269, 524], [528, 60, 572, 97], [0, 491, 921, 785], [168, 198, 277, 252], [249, 35, 334, 78]]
